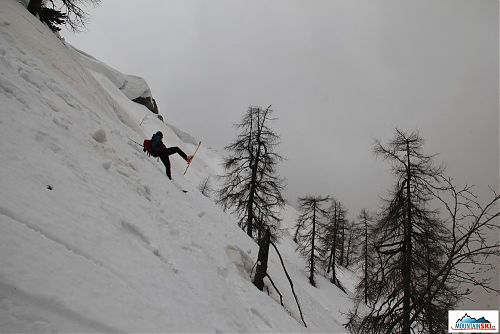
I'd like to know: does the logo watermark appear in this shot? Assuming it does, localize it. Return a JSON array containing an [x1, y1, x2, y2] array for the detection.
[[449, 310, 499, 333]]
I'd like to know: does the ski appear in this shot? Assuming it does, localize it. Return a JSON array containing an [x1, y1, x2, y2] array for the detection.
[[183, 141, 201, 175]]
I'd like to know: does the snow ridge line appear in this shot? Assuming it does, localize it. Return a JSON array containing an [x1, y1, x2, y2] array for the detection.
[[0, 206, 136, 289]]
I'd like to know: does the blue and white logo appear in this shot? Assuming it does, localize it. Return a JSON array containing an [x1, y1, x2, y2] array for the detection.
[[449, 310, 499, 333]]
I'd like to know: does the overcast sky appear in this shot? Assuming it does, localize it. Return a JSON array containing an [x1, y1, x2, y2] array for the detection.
[[63, 0, 498, 306]]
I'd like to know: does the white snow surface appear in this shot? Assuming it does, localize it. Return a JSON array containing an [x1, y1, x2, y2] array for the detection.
[[71, 45, 153, 101], [0, 1, 355, 332]]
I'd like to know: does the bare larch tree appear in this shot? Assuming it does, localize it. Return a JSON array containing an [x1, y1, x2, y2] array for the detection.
[[358, 208, 375, 304], [322, 199, 347, 287], [217, 105, 285, 241], [343, 220, 356, 268], [295, 195, 329, 287], [347, 129, 499, 334], [348, 129, 451, 334]]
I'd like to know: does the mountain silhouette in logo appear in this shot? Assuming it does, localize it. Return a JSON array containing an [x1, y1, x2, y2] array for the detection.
[[456, 314, 491, 324]]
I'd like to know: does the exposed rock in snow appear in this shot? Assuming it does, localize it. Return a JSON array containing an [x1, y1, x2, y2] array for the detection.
[[132, 95, 159, 114]]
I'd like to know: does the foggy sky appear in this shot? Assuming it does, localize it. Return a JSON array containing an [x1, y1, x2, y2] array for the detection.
[[63, 0, 499, 308]]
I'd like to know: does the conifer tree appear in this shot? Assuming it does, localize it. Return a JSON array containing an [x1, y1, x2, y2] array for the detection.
[[343, 220, 357, 268], [27, 0, 100, 32], [338, 213, 346, 266], [347, 129, 488, 334], [322, 199, 347, 286], [217, 105, 285, 240], [295, 195, 329, 287], [358, 209, 374, 304]]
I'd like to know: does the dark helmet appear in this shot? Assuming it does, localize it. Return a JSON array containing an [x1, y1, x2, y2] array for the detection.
[[155, 131, 163, 138]]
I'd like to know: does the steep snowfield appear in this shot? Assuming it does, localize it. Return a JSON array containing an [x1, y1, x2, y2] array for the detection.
[[71, 45, 153, 101], [0, 1, 354, 332]]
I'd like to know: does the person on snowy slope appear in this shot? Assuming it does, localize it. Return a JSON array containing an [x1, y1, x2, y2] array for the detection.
[[143, 131, 193, 180]]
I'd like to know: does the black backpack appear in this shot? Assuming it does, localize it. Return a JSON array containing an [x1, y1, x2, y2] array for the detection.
[[151, 133, 163, 151]]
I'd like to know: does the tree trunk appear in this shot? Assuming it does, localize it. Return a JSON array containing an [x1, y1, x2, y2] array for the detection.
[[246, 163, 257, 238], [425, 234, 434, 334], [327, 202, 337, 273], [309, 202, 316, 286], [329, 203, 338, 283], [339, 219, 345, 266], [293, 225, 300, 243], [257, 217, 262, 242], [246, 112, 263, 239], [253, 229, 271, 291], [246, 145, 261, 238], [364, 215, 368, 304], [402, 141, 413, 334], [245, 109, 255, 238], [345, 229, 353, 268]]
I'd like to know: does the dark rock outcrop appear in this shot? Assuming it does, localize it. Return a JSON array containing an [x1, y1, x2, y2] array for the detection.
[[132, 96, 158, 114]]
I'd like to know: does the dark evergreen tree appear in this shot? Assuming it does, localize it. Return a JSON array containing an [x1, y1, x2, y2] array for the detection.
[[27, 0, 42, 17], [322, 199, 347, 286], [347, 129, 455, 334], [357, 208, 375, 304], [405, 175, 499, 334], [343, 219, 357, 269], [39, 8, 66, 32], [27, 0, 100, 32], [217, 105, 285, 241], [295, 195, 329, 287], [338, 213, 346, 266]]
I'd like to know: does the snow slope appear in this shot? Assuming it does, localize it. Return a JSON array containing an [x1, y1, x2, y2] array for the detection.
[[71, 45, 153, 101], [0, 1, 354, 332]]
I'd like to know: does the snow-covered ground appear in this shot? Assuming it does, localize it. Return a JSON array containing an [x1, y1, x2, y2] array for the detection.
[[0, 1, 355, 332]]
